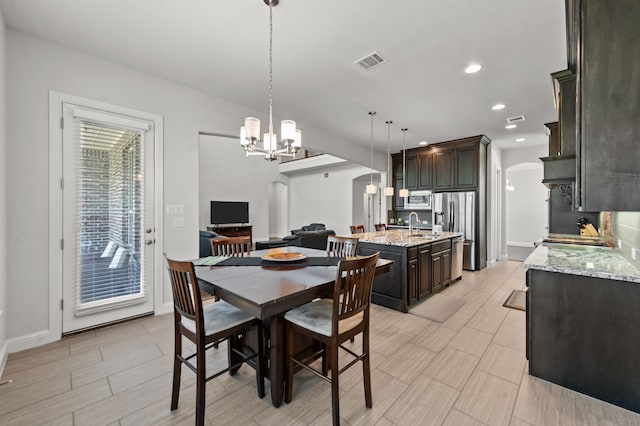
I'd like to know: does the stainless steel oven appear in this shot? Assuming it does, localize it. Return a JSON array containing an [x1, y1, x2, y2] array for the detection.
[[404, 190, 432, 210]]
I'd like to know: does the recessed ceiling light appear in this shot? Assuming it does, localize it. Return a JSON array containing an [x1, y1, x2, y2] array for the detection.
[[419, 141, 428, 145], [516, 138, 525, 142], [465, 64, 482, 74], [492, 103, 505, 110], [505, 124, 517, 129]]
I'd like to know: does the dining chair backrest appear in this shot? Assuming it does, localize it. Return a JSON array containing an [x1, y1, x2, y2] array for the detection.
[[211, 236, 251, 257], [165, 256, 202, 326], [332, 253, 380, 332], [374, 223, 386, 231], [349, 225, 365, 234], [326, 235, 359, 257]]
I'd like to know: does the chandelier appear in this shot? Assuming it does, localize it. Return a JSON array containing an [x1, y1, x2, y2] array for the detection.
[[240, 0, 301, 161]]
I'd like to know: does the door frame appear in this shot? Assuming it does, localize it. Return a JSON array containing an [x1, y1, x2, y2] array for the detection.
[[48, 91, 164, 342]]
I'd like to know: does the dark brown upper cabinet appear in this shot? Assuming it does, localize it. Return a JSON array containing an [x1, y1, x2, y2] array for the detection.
[[405, 155, 418, 190], [417, 152, 433, 190], [433, 149, 454, 190], [566, 0, 640, 211], [454, 145, 478, 189]]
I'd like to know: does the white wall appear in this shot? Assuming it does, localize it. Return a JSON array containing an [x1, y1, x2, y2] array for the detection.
[[487, 143, 503, 264], [5, 30, 389, 347], [505, 165, 547, 245], [0, 9, 8, 371], [289, 164, 374, 236], [198, 134, 287, 241]]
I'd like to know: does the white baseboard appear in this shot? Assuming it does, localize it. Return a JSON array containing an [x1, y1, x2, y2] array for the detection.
[[499, 254, 509, 261], [507, 241, 536, 248], [0, 339, 8, 377], [487, 259, 497, 268], [156, 302, 173, 316], [7, 329, 58, 354]]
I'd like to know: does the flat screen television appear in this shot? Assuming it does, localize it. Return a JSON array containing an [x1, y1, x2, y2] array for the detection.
[[210, 201, 249, 224]]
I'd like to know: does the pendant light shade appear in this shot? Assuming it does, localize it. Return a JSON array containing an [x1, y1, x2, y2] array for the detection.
[[383, 120, 394, 196], [366, 111, 378, 194], [400, 128, 409, 198]]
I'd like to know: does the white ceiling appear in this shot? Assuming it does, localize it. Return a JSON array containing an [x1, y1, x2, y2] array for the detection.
[[0, 0, 567, 153]]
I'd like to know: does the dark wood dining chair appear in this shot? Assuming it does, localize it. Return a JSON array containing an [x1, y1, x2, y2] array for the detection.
[[374, 223, 386, 231], [349, 224, 365, 234], [284, 252, 380, 426], [210, 235, 251, 257], [165, 256, 265, 426], [326, 235, 359, 257]]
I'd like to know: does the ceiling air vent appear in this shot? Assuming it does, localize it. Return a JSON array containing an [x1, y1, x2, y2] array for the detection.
[[506, 115, 526, 124], [354, 51, 387, 71]]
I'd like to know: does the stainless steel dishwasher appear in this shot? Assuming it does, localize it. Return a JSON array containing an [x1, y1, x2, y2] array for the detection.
[[451, 237, 463, 281]]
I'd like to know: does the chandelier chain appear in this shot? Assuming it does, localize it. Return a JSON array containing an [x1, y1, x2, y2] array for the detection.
[[268, 0, 274, 136]]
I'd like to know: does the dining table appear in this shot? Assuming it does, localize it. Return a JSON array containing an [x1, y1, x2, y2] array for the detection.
[[195, 246, 391, 407]]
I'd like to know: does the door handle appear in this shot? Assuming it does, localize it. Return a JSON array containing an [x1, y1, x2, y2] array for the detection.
[[145, 228, 153, 234], [145, 239, 155, 245]]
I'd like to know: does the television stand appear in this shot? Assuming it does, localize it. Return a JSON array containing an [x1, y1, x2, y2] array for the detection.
[[206, 224, 252, 246]]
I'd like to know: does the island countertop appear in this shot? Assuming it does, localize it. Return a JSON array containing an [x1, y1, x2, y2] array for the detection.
[[523, 243, 640, 283], [355, 230, 462, 247]]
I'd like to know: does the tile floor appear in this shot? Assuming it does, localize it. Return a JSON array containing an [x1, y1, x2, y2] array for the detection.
[[1, 261, 639, 425]]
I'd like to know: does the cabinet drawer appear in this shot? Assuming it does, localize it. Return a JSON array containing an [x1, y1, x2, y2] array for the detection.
[[431, 240, 451, 253]]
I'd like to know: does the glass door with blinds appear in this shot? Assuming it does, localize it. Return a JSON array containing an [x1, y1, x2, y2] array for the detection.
[[61, 103, 155, 333]]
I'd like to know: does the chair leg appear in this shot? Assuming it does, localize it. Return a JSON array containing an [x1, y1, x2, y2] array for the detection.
[[170, 327, 182, 411], [363, 329, 372, 408], [256, 322, 265, 398], [330, 342, 340, 426], [195, 341, 206, 426], [284, 324, 295, 404]]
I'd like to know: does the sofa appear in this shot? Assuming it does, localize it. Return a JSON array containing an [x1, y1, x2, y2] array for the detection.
[[255, 224, 336, 251], [199, 230, 219, 257]]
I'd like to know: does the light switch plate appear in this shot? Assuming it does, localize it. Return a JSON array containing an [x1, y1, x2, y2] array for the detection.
[[166, 204, 174, 215], [174, 217, 185, 228], [618, 239, 622, 249], [174, 204, 185, 215], [632, 247, 637, 261]]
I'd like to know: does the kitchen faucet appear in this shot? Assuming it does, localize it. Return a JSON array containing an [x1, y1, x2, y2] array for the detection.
[[409, 211, 419, 235]]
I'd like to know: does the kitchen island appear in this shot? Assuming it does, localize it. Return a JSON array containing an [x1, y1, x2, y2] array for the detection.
[[356, 230, 462, 312], [523, 243, 640, 413]]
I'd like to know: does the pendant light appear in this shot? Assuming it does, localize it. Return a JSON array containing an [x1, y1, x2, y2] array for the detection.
[[239, 0, 301, 161], [366, 111, 378, 194], [383, 120, 394, 196], [399, 128, 409, 198]]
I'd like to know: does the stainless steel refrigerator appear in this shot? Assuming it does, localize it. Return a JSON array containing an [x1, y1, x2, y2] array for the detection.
[[432, 192, 477, 271]]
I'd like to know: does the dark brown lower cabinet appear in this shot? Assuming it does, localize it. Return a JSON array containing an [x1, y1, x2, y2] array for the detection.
[[418, 245, 431, 298]]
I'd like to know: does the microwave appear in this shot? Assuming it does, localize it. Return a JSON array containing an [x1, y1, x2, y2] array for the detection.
[[404, 190, 432, 210]]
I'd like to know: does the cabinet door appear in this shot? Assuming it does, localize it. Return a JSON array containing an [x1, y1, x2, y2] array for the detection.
[[442, 250, 451, 286], [433, 150, 454, 190], [408, 257, 418, 305], [418, 152, 433, 190], [431, 253, 442, 292], [405, 155, 418, 189], [418, 245, 431, 298], [455, 146, 478, 188], [392, 154, 403, 179], [393, 178, 404, 210]]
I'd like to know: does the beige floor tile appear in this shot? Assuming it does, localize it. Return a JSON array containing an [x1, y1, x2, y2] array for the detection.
[[2, 345, 71, 376], [442, 310, 473, 331], [477, 343, 526, 385], [457, 300, 483, 317], [74, 373, 173, 426], [340, 369, 408, 426], [512, 373, 577, 426], [493, 323, 526, 353], [443, 409, 487, 426], [463, 289, 492, 305], [0, 379, 111, 425], [108, 354, 173, 394], [415, 324, 456, 353], [509, 416, 532, 426], [422, 347, 480, 390], [478, 299, 510, 319], [0, 348, 101, 391], [447, 326, 492, 357], [502, 309, 526, 329], [0, 372, 71, 416], [468, 311, 505, 334], [369, 325, 414, 358], [454, 370, 519, 426], [392, 312, 434, 334], [377, 342, 436, 384], [385, 374, 459, 426], [71, 344, 163, 388], [374, 417, 397, 426]]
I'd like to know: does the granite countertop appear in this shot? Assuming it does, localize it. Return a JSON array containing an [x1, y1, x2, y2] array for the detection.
[[356, 230, 462, 247], [387, 224, 432, 230], [523, 244, 640, 283]]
